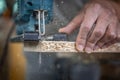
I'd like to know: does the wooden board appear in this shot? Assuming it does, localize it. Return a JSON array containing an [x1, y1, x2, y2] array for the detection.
[[24, 41, 120, 53]]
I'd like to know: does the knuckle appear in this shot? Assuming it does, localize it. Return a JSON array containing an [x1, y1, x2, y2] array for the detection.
[[79, 25, 91, 40], [94, 3, 102, 9], [81, 26, 90, 33], [94, 30, 104, 38]]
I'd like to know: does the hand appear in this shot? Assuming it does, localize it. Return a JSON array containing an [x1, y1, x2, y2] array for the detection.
[[59, 0, 120, 53]]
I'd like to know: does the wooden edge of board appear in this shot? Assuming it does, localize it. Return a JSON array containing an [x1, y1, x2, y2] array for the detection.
[[24, 41, 120, 53]]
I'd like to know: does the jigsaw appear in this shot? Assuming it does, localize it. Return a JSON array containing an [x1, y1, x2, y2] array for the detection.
[[12, 0, 120, 52], [16, 0, 54, 41]]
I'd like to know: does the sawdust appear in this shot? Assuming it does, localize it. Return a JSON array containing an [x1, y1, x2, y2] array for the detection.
[[24, 41, 120, 53]]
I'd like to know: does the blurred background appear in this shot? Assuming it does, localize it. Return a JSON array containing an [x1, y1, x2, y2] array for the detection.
[[0, 0, 120, 80]]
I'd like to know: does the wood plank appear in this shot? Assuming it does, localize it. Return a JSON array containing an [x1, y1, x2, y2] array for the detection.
[[24, 41, 120, 53]]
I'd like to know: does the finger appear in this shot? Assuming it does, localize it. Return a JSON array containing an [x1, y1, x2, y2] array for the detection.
[[95, 19, 117, 48], [117, 23, 120, 42], [102, 23, 120, 49], [59, 11, 84, 34], [76, 8, 99, 51], [85, 13, 110, 53], [117, 33, 120, 42], [94, 45, 101, 50], [102, 39, 117, 48]]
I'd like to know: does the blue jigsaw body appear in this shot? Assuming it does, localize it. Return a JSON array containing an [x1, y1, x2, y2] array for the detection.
[[16, 0, 53, 34]]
